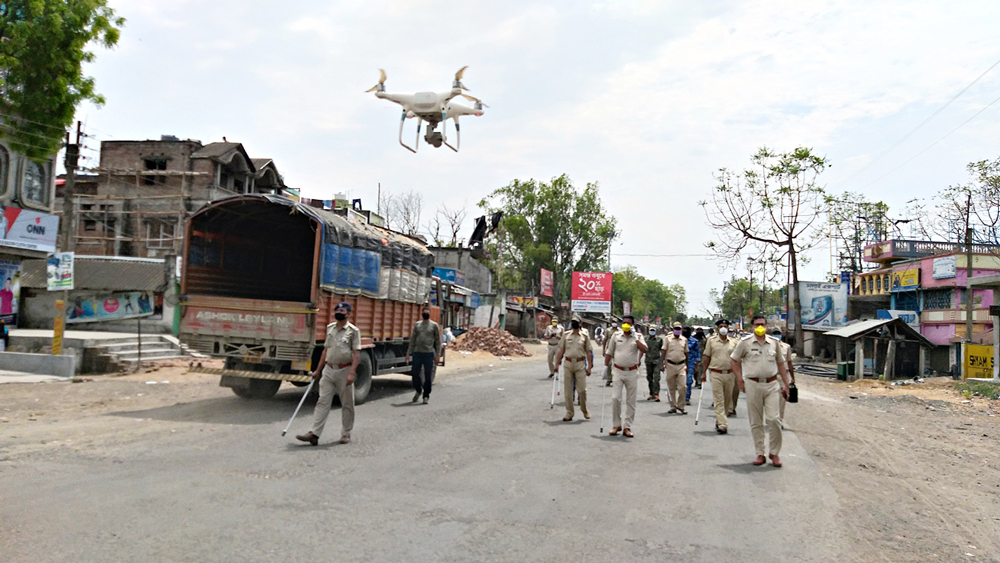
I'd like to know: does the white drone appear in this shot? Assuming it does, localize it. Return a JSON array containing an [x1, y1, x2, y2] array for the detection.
[[366, 66, 488, 153]]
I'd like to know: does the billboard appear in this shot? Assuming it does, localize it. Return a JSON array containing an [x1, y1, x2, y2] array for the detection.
[[963, 343, 994, 379], [66, 291, 156, 324], [932, 256, 956, 279], [432, 267, 466, 286], [0, 206, 59, 253], [571, 272, 612, 313], [890, 268, 919, 291], [798, 282, 847, 328], [0, 259, 21, 324], [876, 309, 919, 330], [540, 268, 553, 297], [47, 252, 74, 290]]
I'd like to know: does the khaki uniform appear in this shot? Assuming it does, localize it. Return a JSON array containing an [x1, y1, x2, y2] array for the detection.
[[703, 334, 738, 430], [544, 324, 566, 374], [558, 330, 593, 419], [310, 321, 362, 439], [606, 330, 643, 430], [661, 334, 688, 411], [731, 334, 787, 457], [602, 329, 618, 382]]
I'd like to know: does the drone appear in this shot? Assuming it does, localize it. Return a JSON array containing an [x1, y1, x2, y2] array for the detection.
[[366, 66, 488, 153]]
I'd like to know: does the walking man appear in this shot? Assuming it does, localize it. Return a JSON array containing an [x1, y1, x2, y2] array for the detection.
[[684, 325, 700, 405], [644, 326, 663, 401], [543, 319, 565, 379], [605, 314, 647, 437], [702, 318, 738, 434], [772, 328, 795, 428], [554, 317, 594, 421], [660, 321, 688, 414], [406, 305, 441, 405], [730, 315, 791, 467], [296, 302, 360, 446]]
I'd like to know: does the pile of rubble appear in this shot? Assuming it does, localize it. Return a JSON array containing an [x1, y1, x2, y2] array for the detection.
[[448, 327, 532, 357]]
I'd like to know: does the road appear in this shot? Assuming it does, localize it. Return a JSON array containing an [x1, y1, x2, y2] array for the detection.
[[1, 357, 848, 562]]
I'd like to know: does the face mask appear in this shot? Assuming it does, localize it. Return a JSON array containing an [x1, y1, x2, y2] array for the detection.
[[719, 327, 728, 336], [552, 322, 558, 327], [571, 321, 580, 330], [773, 334, 781, 340], [621, 323, 632, 333], [422, 312, 430, 320], [648, 330, 655, 336], [754, 325, 766, 336], [673, 329, 681, 336], [335, 312, 347, 321]]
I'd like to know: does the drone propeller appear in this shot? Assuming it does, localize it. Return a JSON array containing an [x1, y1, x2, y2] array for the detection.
[[365, 69, 387, 93], [460, 94, 489, 108], [454, 66, 470, 91]]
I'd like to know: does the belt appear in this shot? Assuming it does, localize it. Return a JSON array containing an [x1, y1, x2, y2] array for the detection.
[[327, 362, 352, 369], [566, 357, 586, 362], [709, 368, 732, 374], [613, 364, 639, 371], [666, 359, 685, 365], [747, 376, 777, 383]]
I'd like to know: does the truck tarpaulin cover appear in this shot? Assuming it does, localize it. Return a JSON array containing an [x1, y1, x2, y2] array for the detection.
[[217, 195, 432, 303]]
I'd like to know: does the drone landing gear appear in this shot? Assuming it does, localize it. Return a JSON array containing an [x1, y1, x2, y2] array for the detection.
[[442, 117, 460, 152], [399, 111, 420, 153]]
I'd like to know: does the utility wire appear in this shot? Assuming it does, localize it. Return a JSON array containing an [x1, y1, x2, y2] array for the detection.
[[615, 253, 713, 257], [0, 111, 69, 132], [835, 54, 1000, 188]]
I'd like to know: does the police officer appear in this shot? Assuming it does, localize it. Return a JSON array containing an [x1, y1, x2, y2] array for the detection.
[[683, 325, 700, 406], [772, 328, 795, 428], [730, 315, 791, 467], [604, 314, 647, 437], [702, 318, 738, 434], [644, 326, 663, 401], [660, 321, 688, 414], [543, 319, 565, 379], [296, 302, 361, 446], [554, 317, 594, 421]]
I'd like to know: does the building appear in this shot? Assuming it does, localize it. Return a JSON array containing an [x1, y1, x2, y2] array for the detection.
[[57, 136, 292, 258]]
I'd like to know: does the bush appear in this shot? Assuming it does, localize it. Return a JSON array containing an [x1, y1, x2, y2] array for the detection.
[[955, 381, 1000, 400]]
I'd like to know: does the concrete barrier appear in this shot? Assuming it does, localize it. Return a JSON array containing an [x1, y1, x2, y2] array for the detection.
[[0, 352, 76, 378]]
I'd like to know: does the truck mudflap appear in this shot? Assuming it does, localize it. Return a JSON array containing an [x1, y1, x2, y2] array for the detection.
[[190, 365, 312, 383]]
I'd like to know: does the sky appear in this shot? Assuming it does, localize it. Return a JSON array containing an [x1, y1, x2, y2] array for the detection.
[[70, 0, 1000, 317]]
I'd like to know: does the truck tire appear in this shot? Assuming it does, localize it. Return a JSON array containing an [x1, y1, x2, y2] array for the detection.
[[231, 378, 281, 399], [353, 354, 373, 404]]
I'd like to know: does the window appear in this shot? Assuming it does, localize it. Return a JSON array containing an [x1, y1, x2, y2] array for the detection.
[[146, 220, 176, 249], [876, 276, 881, 292], [81, 203, 94, 211], [923, 289, 952, 310], [143, 158, 167, 186], [868, 278, 874, 293], [883, 275, 890, 293], [84, 220, 97, 232], [896, 292, 920, 312], [22, 160, 46, 205]]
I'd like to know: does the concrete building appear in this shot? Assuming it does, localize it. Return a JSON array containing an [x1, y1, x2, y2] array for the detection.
[[58, 136, 292, 258]]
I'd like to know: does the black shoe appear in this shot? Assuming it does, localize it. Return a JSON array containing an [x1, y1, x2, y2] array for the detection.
[[605, 381, 612, 387], [667, 408, 677, 414], [548, 373, 554, 379], [679, 409, 688, 415], [716, 426, 727, 434], [685, 400, 691, 406]]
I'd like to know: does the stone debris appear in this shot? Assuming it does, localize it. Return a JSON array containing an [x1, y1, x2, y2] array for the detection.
[[448, 327, 532, 357]]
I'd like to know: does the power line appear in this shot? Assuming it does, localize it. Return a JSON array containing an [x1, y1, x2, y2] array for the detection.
[[615, 253, 713, 257], [0, 112, 69, 132], [835, 54, 1000, 188], [861, 91, 1000, 190]]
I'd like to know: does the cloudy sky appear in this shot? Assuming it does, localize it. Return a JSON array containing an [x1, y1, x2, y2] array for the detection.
[[72, 0, 1000, 315]]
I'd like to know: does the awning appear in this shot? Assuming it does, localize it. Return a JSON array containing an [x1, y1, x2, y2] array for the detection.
[[825, 318, 933, 347]]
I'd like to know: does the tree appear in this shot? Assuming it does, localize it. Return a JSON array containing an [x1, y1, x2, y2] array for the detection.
[[610, 265, 686, 321], [478, 174, 617, 299], [0, 0, 124, 160], [702, 146, 829, 353], [430, 202, 466, 247], [379, 189, 423, 235], [933, 158, 1000, 246], [710, 275, 784, 324], [825, 191, 890, 273]]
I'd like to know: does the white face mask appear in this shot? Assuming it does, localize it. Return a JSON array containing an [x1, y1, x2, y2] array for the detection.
[[719, 327, 729, 336]]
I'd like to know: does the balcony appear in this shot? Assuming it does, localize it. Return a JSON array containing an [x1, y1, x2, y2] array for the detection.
[[864, 239, 1000, 264]]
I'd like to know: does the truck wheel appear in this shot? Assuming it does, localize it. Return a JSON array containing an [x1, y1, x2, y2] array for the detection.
[[231, 378, 281, 399], [353, 354, 373, 404]]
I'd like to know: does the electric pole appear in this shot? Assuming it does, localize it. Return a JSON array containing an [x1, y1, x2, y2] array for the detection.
[[59, 121, 82, 252]]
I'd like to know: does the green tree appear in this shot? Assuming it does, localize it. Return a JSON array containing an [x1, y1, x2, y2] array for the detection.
[[478, 174, 617, 299], [825, 191, 890, 273], [0, 0, 124, 160], [611, 265, 686, 321], [710, 275, 784, 324], [701, 147, 829, 352]]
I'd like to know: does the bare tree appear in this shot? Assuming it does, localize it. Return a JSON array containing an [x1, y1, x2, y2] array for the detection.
[[701, 146, 829, 353], [396, 190, 423, 235], [425, 213, 445, 246], [379, 191, 398, 231], [437, 203, 467, 246]]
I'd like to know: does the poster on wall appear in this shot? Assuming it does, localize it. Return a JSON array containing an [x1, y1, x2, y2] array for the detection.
[[932, 256, 956, 279], [540, 268, 553, 297], [798, 282, 848, 328], [0, 206, 59, 253], [66, 291, 156, 324], [890, 268, 919, 291], [571, 271, 612, 313], [0, 259, 21, 324], [47, 252, 74, 290]]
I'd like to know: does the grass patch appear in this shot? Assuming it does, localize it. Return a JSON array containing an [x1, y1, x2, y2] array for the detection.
[[955, 381, 1000, 400]]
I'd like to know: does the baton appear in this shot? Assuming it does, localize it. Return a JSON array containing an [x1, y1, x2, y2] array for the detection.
[[694, 378, 705, 425], [550, 368, 558, 409], [282, 378, 316, 436]]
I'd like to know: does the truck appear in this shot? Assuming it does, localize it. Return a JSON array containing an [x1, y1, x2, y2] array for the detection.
[[178, 194, 440, 402]]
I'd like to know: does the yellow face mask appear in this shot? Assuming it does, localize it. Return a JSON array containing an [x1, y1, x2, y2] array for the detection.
[[754, 325, 767, 336], [621, 323, 632, 333]]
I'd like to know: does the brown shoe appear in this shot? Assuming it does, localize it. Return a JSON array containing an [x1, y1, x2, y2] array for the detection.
[[562, 415, 573, 421], [583, 411, 591, 419], [623, 428, 634, 438], [752, 455, 767, 466], [769, 454, 782, 467], [296, 432, 319, 446], [339, 435, 351, 444], [609, 426, 621, 436]]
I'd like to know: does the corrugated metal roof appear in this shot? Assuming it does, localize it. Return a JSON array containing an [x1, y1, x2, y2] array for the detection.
[[21, 256, 167, 292], [825, 317, 933, 347]]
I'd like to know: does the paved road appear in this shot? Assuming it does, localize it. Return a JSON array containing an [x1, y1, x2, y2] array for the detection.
[[2, 358, 848, 562]]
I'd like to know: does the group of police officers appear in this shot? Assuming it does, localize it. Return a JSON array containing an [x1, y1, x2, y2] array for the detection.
[[546, 314, 795, 467]]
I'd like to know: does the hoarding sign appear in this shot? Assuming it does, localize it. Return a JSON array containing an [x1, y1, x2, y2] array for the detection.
[[47, 252, 73, 291], [963, 343, 994, 379], [891, 268, 919, 291], [622, 301, 631, 316], [798, 281, 848, 328], [433, 267, 466, 286], [0, 206, 59, 253], [510, 296, 538, 307], [540, 268, 554, 297], [571, 271, 612, 313], [876, 309, 919, 330], [932, 256, 956, 279], [66, 291, 156, 324], [0, 259, 21, 324]]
